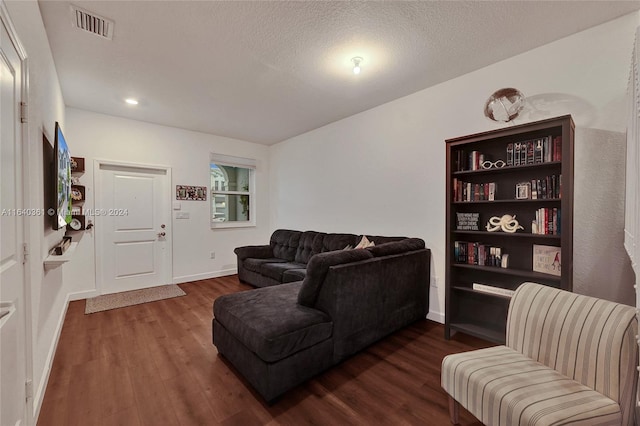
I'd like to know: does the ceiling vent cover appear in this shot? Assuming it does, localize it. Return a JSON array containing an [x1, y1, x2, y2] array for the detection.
[[70, 5, 114, 40]]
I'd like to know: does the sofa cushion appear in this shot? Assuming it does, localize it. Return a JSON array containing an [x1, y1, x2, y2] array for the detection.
[[294, 231, 325, 264], [367, 238, 425, 257], [298, 249, 373, 307], [442, 345, 622, 425], [321, 233, 358, 252], [213, 282, 332, 363], [270, 229, 301, 262], [243, 258, 287, 273], [282, 268, 307, 283], [261, 262, 306, 281]]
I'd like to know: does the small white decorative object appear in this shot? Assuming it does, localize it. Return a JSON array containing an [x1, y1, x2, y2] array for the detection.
[[486, 214, 524, 233]]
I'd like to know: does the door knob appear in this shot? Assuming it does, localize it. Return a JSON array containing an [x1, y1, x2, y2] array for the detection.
[[157, 231, 166, 238]]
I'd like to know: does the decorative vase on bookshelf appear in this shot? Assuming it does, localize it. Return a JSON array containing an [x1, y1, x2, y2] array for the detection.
[[444, 115, 574, 344]]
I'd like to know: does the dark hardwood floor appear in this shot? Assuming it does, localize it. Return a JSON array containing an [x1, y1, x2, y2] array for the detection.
[[38, 275, 487, 426]]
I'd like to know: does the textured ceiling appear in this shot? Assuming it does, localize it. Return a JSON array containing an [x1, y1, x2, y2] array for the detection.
[[38, 1, 640, 145]]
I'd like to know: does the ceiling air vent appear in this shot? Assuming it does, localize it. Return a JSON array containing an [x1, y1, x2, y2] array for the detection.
[[70, 5, 114, 40]]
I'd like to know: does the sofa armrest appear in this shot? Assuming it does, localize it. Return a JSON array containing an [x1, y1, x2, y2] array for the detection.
[[234, 245, 274, 260], [314, 249, 430, 360], [297, 249, 373, 307]]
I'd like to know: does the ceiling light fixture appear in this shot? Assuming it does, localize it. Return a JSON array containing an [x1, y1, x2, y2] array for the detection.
[[351, 57, 363, 75], [125, 98, 139, 105]]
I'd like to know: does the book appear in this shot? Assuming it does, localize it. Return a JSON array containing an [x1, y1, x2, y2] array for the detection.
[[533, 244, 561, 276], [472, 283, 515, 298], [531, 179, 538, 199], [514, 143, 521, 166], [553, 136, 562, 161], [488, 182, 496, 201], [506, 143, 514, 166], [526, 140, 534, 164], [534, 139, 543, 163]]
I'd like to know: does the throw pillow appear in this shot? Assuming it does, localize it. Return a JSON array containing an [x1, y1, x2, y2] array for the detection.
[[354, 235, 375, 249]]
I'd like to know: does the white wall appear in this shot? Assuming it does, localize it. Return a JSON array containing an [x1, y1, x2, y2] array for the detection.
[[63, 108, 271, 296], [3, 0, 67, 421], [270, 12, 640, 321]]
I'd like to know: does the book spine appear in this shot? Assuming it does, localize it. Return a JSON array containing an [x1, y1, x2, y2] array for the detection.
[[514, 143, 521, 166], [544, 136, 550, 162], [553, 136, 562, 161], [531, 179, 537, 200], [507, 143, 514, 166], [453, 178, 458, 202], [535, 139, 543, 163], [526, 140, 534, 164]]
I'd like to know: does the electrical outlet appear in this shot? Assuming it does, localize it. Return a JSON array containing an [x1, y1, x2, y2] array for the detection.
[[210, 251, 215, 259]]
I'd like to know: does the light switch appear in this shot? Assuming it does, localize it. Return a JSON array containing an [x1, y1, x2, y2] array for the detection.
[[173, 202, 181, 210]]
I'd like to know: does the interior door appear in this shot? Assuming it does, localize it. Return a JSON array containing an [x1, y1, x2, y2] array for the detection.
[[95, 163, 172, 294], [0, 9, 28, 426]]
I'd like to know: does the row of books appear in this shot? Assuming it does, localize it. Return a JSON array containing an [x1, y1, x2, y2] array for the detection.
[[452, 136, 562, 172], [507, 136, 562, 166], [454, 150, 486, 171], [518, 174, 562, 200], [453, 179, 496, 202], [454, 241, 508, 268], [533, 208, 561, 235]]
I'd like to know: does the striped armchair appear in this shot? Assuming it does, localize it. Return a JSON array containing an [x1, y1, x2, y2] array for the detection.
[[442, 282, 638, 426]]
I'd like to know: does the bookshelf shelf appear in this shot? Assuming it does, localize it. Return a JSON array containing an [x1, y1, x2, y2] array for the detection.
[[452, 264, 562, 281], [449, 322, 506, 344], [452, 161, 561, 176], [453, 198, 561, 205], [452, 286, 512, 300], [452, 230, 561, 239], [445, 115, 574, 344]]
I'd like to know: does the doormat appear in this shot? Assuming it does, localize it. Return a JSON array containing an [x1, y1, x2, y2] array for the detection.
[[85, 285, 186, 314]]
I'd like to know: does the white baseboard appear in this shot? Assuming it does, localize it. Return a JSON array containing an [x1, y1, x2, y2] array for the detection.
[[173, 268, 237, 284], [68, 289, 99, 301], [427, 310, 445, 324], [33, 292, 71, 424]]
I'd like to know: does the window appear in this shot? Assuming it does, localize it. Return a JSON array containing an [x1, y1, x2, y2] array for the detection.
[[210, 154, 256, 228]]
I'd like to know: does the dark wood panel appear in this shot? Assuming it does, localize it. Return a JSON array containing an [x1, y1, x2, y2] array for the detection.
[[38, 275, 488, 426]]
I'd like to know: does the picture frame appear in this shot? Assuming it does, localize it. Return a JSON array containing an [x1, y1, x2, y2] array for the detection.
[[176, 185, 207, 201], [515, 182, 530, 200]]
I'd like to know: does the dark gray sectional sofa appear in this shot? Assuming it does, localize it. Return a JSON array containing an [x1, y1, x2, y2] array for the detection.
[[213, 229, 430, 402]]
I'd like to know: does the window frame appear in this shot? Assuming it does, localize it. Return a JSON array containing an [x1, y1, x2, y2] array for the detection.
[[210, 154, 256, 229]]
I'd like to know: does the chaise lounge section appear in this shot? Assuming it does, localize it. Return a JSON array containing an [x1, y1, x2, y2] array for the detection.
[[214, 231, 430, 402]]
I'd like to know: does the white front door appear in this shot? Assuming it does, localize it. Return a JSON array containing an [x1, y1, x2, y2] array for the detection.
[[95, 162, 172, 294], [0, 6, 29, 425]]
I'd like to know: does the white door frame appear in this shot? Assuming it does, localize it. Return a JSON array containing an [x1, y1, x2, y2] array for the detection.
[[0, 1, 33, 424], [93, 159, 173, 295]]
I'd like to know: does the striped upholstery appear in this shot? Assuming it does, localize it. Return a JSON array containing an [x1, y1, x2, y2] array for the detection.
[[442, 283, 638, 426]]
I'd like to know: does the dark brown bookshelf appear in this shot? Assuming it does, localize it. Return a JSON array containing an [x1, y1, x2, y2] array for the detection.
[[445, 115, 574, 344]]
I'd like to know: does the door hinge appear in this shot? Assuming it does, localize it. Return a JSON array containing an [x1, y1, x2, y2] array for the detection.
[[23, 242, 28, 264], [20, 102, 28, 123], [25, 379, 33, 401]]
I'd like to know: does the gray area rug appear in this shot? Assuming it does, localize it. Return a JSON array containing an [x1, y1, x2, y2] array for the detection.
[[85, 284, 186, 314]]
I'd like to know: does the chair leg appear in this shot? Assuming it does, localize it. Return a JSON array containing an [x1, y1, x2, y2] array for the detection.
[[448, 395, 460, 425]]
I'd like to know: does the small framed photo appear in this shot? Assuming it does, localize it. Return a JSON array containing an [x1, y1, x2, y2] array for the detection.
[[515, 182, 531, 200]]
